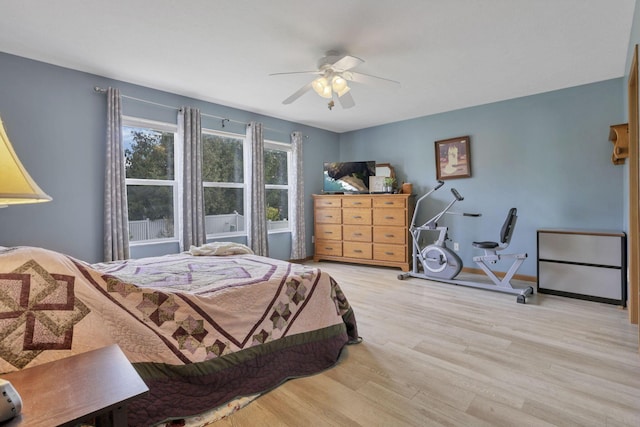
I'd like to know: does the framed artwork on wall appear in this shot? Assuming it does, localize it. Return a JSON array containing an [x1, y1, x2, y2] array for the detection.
[[435, 136, 471, 180]]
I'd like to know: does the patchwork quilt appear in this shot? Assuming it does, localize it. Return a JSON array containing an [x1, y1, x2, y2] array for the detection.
[[0, 246, 358, 426]]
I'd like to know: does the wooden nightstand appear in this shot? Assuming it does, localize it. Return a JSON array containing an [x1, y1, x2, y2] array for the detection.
[[1, 344, 149, 427]]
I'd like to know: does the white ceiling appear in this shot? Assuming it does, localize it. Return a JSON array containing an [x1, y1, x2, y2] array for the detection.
[[0, 0, 636, 133]]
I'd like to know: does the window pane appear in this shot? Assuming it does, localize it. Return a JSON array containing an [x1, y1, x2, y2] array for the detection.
[[264, 148, 288, 185], [127, 185, 174, 240], [123, 126, 174, 180], [202, 134, 243, 183], [266, 188, 288, 226], [204, 187, 245, 234]]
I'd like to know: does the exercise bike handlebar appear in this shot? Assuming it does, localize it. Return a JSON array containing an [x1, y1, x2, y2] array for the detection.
[[411, 184, 481, 229]]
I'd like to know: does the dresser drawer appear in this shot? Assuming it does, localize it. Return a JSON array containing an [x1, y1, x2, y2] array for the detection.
[[343, 208, 372, 225], [343, 197, 372, 208], [374, 243, 406, 262], [315, 208, 341, 224], [315, 240, 342, 256], [373, 226, 406, 244], [343, 225, 372, 242], [315, 224, 342, 241], [343, 242, 372, 259], [314, 197, 342, 208], [373, 197, 406, 208], [373, 209, 405, 226]]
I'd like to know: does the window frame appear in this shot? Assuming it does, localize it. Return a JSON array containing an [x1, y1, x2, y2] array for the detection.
[[122, 116, 180, 246], [264, 139, 293, 234], [201, 128, 247, 239]]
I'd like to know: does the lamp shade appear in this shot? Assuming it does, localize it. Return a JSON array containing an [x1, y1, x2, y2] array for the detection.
[[0, 118, 52, 206]]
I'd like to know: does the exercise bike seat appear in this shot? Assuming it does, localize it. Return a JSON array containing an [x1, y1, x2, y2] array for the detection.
[[472, 208, 518, 251], [472, 241, 500, 249]]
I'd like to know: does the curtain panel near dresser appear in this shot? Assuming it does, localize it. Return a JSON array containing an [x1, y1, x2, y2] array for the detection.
[[290, 131, 306, 260], [246, 122, 268, 256], [104, 87, 130, 262], [179, 107, 206, 251]]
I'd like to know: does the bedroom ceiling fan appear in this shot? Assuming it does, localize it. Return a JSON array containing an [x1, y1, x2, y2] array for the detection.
[[270, 51, 400, 110]]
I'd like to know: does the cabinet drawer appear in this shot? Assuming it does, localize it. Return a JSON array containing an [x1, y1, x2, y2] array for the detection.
[[343, 225, 372, 242], [373, 209, 405, 226], [315, 224, 342, 241], [315, 240, 342, 256], [538, 261, 622, 300], [538, 232, 622, 267], [373, 226, 406, 244], [315, 208, 341, 224], [373, 197, 406, 208], [343, 197, 371, 208], [343, 208, 372, 225], [343, 242, 372, 259], [374, 243, 406, 262], [315, 197, 341, 208]]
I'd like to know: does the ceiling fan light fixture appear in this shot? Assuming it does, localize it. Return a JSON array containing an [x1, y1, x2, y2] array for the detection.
[[312, 77, 329, 96], [331, 75, 348, 93], [320, 85, 333, 98]]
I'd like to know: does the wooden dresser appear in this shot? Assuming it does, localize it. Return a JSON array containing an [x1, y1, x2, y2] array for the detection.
[[313, 193, 414, 271]]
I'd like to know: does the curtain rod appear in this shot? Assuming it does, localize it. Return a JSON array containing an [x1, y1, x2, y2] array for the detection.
[[93, 86, 307, 138]]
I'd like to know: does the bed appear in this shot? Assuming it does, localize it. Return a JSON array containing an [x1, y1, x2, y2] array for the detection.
[[0, 245, 358, 426]]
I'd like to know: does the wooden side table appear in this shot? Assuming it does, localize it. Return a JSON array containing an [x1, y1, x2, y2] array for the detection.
[[1, 344, 149, 427]]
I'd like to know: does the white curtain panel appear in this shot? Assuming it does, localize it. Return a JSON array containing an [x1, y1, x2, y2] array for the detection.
[[290, 131, 306, 259], [179, 107, 206, 251], [104, 87, 130, 261], [246, 122, 268, 256]]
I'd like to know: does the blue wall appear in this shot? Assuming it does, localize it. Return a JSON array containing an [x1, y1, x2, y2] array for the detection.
[[339, 79, 625, 276], [0, 52, 340, 263]]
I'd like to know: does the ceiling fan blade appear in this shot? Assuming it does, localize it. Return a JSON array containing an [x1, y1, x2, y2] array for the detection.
[[269, 70, 321, 77], [348, 71, 401, 88], [337, 91, 355, 109], [282, 82, 313, 104], [331, 55, 364, 72]]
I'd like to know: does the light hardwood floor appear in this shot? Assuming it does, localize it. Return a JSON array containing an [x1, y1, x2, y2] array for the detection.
[[217, 261, 640, 426]]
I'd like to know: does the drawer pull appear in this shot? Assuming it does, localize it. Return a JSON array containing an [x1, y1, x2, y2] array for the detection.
[[385, 251, 395, 255], [325, 247, 334, 250], [354, 233, 362, 236], [353, 202, 362, 205], [353, 216, 362, 219], [385, 216, 395, 220], [324, 231, 333, 234], [325, 215, 333, 218], [384, 201, 394, 205], [354, 249, 363, 253], [385, 234, 395, 238]]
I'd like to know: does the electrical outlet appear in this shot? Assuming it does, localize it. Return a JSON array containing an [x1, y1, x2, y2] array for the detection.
[[311, 235, 315, 243], [453, 242, 459, 251]]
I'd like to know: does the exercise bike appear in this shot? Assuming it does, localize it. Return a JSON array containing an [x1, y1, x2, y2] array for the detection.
[[398, 181, 534, 304]]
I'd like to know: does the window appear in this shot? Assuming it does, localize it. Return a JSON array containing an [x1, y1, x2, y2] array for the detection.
[[121, 119, 292, 244], [264, 141, 292, 232], [202, 131, 245, 236], [122, 117, 178, 243]]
